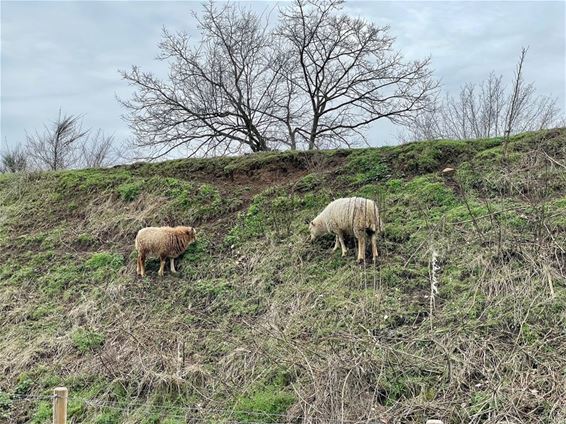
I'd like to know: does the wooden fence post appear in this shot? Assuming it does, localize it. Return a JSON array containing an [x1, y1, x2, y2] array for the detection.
[[53, 387, 68, 424]]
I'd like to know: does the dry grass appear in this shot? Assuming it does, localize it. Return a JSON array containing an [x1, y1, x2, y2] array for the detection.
[[0, 129, 565, 423]]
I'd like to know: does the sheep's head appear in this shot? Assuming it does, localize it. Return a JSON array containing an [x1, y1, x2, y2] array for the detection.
[[309, 219, 325, 241], [180, 226, 197, 243]]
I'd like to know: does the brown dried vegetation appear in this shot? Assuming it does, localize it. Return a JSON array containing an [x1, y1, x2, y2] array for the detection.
[[0, 129, 564, 423]]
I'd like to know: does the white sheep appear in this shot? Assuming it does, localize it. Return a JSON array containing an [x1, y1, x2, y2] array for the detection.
[[309, 197, 383, 263], [135, 226, 196, 277]]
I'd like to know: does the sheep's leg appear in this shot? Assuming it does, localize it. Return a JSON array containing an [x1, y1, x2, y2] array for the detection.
[[136, 255, 140, 275], [356, 233, 366, 264], [338, 234, 347, 257], [170, 258, 177, 273], [371, 232, 379, 262], [158, 257, 166, 277], [332, 236, 340, 252], [138, 254, 146, 277]]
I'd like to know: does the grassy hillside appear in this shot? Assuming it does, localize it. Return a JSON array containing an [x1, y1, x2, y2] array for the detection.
[[0, 129, 565, 423]]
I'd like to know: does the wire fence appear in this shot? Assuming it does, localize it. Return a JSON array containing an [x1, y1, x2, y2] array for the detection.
[[2, 390, 403, 424]]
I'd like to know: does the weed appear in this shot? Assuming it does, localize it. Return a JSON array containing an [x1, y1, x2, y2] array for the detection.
[[116, 181, 144, 202], [94, 410, 122, 424], [71, 329, 105, 353], [296, 173, 324, 191], [0, 391, 11, 420], [1, 129, 565, 423], [31, 401, 51, 424], [345, 149, 390, 184], [85, 252, 124, 270], [39, 263, 83, 296], [234, 385, 295, 423], [76, 233, 96, 247]]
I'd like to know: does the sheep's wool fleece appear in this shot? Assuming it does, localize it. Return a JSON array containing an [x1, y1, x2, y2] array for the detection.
[[315, 197, 381, 235], [135, 226, 194, 258]]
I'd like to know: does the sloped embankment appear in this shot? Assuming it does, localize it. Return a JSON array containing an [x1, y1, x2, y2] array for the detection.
[[0, 129, 565, 423]]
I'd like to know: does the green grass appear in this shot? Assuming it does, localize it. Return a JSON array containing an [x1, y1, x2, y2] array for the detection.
[[71, 329, 105, 353], [116, 181, 144, 202], [0, 129, 565, 423]]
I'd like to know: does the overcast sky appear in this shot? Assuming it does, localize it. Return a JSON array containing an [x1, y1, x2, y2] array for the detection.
[[1, 0, 564, 153]]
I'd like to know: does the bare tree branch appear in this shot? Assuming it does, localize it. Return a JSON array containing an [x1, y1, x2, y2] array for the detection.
[[120, 2, 289, 157], [279, 0, 438, 149], [404, 48, 563, 142], [24, 110, 88, 170], [121, 0, 437, 157], [0, 144, 27, 173], [80, 130, 117, 168]]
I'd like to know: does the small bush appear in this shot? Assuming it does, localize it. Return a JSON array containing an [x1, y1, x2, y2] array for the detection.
[[301, 191, 332, 209], [225, 202, 266, 246], [58, 169, 132, 192], [40, 264, 82, 296], [15, 373, 33, 395], [267, 195, 300, 237], [30, 304, 57, 321], [404, 175, 456, 208]]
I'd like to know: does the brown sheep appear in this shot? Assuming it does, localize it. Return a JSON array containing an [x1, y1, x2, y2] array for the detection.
[[135, 226, 196, 277]]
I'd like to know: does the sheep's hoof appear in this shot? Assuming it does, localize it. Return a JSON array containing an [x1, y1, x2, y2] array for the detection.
[[357, 259, 365, 266]]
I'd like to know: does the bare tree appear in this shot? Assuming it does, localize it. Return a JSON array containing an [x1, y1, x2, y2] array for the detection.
[[404, 48, 562, 142], [436, 73, 506, 140], [121, 0, 436, 158], [79, 130, 116, 168], [265, 49, 311, 150], [278, 0, 438, 149], [121, 2, 288, 158], [504, 47, 528, 139], [0, 145, 27, 173], [25, 111, 88, 171]]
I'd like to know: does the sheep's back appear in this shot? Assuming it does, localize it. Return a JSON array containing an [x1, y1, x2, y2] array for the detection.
[[135, 227, 172, 256], [322, 197, 380, 234]]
